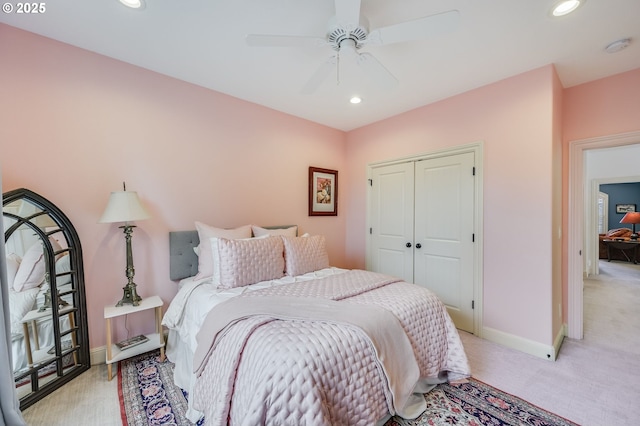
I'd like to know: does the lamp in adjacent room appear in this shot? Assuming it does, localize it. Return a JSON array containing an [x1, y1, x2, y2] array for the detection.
[[99, 183, 151, 307], [619, 211, 640, 240]]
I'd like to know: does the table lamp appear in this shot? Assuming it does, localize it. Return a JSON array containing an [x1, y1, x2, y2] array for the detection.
[[99, 183, 151, 307], [619, 211, 640, 240]]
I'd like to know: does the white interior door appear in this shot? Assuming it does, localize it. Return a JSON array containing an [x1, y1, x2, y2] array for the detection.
[[414, 152, 475, 332], [369, 162, 414, 283]]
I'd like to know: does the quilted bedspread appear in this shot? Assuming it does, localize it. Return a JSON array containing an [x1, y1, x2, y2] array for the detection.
[[192, 270, 470, 426]]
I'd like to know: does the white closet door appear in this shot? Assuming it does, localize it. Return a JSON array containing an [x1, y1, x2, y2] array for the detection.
[[414, 152, 475, 332], [369, 162, 414, 283]]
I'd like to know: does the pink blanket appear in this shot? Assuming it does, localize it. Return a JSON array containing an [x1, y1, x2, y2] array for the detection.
[[192, 270, 470, 425]]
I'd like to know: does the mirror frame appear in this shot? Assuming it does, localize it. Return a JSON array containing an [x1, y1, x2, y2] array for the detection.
[[3, 188, 90, 409]]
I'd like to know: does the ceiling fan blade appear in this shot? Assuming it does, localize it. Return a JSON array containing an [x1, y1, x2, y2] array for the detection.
[[334, 0, 361, 28], [356, 53, 398, 90], [367, 10, 460, 46], [245, 34, 326, 48], [301, 57, 337, 94]]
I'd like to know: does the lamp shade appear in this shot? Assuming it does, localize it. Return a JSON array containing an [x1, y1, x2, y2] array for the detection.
[[99, 191, 151, 224], [619, 211, 640, 225]]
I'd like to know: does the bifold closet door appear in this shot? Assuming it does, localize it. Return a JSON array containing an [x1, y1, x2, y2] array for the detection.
[[369, 162, 414, 283], [414, 152, 475, 332]]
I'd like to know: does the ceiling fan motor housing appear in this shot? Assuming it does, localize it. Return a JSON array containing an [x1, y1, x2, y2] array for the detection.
[[327, 15, 369, 51]]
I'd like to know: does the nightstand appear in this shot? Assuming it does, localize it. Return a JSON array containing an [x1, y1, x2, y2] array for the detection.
[[104, 295, 165, 381], [22, 305, 77, 367]]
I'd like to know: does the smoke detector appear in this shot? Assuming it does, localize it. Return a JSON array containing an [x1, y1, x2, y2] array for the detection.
[[604, 38, 631, 54]]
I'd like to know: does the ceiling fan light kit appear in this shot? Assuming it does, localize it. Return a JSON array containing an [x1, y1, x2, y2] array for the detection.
[[245, 0, 460, 94]]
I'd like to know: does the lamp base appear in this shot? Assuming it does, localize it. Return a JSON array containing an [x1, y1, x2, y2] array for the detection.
[[631, 233, 639, 241], [38, 290, 70, 313], [116, 283, 142, 307]]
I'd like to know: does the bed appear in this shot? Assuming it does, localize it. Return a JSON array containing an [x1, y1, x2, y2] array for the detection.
[[162, 224, 471, 425]]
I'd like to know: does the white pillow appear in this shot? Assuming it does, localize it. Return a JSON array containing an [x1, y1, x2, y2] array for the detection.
[[251, 225, 297, 238], [13, 239, 63, 292], [212, 236, 284, 289], [282, 235, 329, 276], [194, 222, 252, 280], [6, 253, 21, 288], [9, 287, 38, 336]]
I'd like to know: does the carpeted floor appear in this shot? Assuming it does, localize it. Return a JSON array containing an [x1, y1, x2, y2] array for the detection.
[[119, 350, 578, 426]]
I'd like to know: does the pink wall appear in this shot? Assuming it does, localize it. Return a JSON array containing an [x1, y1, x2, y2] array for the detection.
[[345, 66, 558, 345], [0, 24, 347, 349], [563, 68, 640, 143], [561, 68, 640, 316]]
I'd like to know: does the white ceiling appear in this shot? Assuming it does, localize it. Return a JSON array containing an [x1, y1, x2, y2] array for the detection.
[[1, 0, 639, 131]]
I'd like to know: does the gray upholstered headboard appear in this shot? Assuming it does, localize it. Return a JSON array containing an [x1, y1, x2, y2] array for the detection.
[[169, 225, 297, 281], [169, 230, 200, 281]]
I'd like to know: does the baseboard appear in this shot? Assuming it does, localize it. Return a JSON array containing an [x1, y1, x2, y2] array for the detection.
[[91, 346, 107, 365], [482, 326, 559, 361], [553, 323, 567, 360]]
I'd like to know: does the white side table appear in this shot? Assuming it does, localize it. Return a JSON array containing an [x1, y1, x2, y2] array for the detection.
[[104, 295, 165, 381], [21, 305, 77, 367]]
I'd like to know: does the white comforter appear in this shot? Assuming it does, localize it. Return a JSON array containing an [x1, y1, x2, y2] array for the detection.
[[165, 269, 470, 425]]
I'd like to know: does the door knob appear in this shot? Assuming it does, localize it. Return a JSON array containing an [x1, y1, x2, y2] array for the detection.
[[416, 243, 422, 249], [406, 242, 412, 248]]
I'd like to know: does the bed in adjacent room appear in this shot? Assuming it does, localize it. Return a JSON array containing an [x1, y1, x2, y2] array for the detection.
[[162, 223, 470, 425]]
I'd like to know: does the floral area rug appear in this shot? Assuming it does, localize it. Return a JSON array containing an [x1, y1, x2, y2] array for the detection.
[[119, 350, 578, 426], [385, 380, 579, 426], [118, 350, 203, 426]]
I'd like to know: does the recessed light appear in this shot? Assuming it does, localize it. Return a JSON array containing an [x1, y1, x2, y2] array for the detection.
[[350, 96, 362, 104], [604, 38, 631, 54], [551, 0, 584, 17], [119, 0, 145, 9]]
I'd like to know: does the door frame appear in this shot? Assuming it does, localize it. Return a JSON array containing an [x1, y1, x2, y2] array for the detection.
[[366, 141, 484, 336], [567, 130, 640, 339]]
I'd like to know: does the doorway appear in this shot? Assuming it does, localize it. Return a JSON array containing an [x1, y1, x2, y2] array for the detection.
[[567, 130, 640, 339]]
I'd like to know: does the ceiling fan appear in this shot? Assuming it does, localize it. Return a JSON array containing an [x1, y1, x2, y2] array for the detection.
[[245, 0, 460, 94]]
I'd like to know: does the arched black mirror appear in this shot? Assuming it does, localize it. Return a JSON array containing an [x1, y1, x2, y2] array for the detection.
[[3, 188, 90, 409]]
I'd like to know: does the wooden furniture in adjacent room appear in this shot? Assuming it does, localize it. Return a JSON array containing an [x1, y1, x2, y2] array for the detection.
[[602, 239, 640, 264], [598, 228, 633, 259]]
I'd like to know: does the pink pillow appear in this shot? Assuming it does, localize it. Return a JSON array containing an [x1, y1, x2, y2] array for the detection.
[[282, 235, 329, 276], [213, 236, 284, 289], [194, 222, 252, 280]]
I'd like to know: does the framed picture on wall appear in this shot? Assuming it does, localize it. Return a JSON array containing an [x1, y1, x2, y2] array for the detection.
[[309, 167, 338, 216], [616, 204, 636, 213]]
